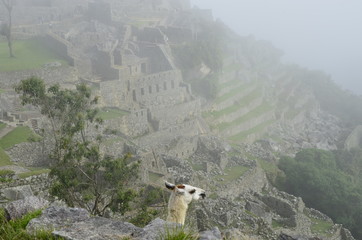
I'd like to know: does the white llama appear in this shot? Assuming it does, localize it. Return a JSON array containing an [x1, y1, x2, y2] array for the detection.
[[165, 181, 206, 225]]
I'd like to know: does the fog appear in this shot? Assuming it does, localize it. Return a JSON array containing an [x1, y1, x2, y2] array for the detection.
[[192, 0, 362, 95]]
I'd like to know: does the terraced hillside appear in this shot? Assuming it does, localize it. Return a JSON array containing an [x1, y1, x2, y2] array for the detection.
[[202, 58, 318, 144]]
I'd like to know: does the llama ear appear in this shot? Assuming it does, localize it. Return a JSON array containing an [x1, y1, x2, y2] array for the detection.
[[165, 181, 175, 190], [176, 184, 185, 189]]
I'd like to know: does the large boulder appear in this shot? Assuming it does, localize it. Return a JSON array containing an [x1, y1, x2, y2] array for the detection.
[[5, 196, 49, 220], [27, 206, 90, 234], [1, 185, 33, 201]]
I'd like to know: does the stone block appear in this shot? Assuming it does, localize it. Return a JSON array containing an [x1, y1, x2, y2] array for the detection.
[[1, 185, 34, 201]]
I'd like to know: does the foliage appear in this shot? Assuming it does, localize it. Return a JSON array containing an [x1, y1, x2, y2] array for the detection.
[[15, 77, 139, 216], [0, 208, 62, 240], [277, 148, 362, 239], [130, 186, 165, 227], [0, 126, 41, 150]]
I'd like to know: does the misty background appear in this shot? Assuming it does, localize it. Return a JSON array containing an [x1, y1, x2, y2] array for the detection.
[[191, 0, 362, 95]]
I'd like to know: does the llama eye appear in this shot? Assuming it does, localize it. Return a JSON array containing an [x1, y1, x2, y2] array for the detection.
[[189, 189, 196, 194]]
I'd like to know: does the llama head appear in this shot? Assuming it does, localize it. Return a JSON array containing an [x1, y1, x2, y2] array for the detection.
[[165, 181, 206, 204]]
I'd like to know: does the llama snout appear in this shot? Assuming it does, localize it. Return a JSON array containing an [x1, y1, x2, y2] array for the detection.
[[200, 192, 206, 199]]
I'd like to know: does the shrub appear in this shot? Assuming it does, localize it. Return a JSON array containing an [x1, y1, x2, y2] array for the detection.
[[0, 208, 62, 240]]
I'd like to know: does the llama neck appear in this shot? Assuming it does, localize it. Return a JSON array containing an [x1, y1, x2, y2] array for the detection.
[[167, 193, 188, 224]]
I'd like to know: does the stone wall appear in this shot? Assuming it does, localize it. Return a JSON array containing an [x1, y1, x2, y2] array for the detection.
[[149, 99, 200, 130], [0, 66, 78, 89], [0, 173, 51, 200], [7, 142, 51, 167], [136, 119, 201, 150]]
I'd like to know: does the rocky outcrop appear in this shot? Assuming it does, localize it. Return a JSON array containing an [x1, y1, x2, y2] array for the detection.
[[5, 196, 48, 220], [27, 206, 220, 240]]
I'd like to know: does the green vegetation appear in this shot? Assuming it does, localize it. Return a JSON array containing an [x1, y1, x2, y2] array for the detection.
[[0, 126, 41, 150], [0, 39, 68, 72], [97, 108, 129, 120], [15, 77, 139, 217], [214, 165, 249, 183], [229, 119, 275, 142], [277, 148, 362, 239], [0, 208, 62, 240]]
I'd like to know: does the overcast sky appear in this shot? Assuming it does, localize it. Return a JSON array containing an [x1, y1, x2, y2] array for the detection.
[[191, 0, 362, 95]]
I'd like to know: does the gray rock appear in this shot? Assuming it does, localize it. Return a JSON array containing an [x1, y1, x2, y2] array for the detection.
[[53, 217, 144, 240], [199, 227, 222, 240], [1, 185, 33, 201], [27, 206, 90, 234], [27, 206, 144, 240], [5, 196, 49, 220]]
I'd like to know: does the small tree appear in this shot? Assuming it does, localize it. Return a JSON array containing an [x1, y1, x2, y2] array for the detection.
[[1, 0, 15, 57], [15, 77, 139, 216]]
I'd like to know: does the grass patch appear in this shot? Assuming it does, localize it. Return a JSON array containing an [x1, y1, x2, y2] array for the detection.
[[0, 126, 40, 150], [97, 108, 129, 120], [0, 147, 12, 167], [0, 89, 6, 94], [17, 168, 50, 179], [214, 165, 249, 183], [310, 217, 334, 236], [0, 39, 68, 72]]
